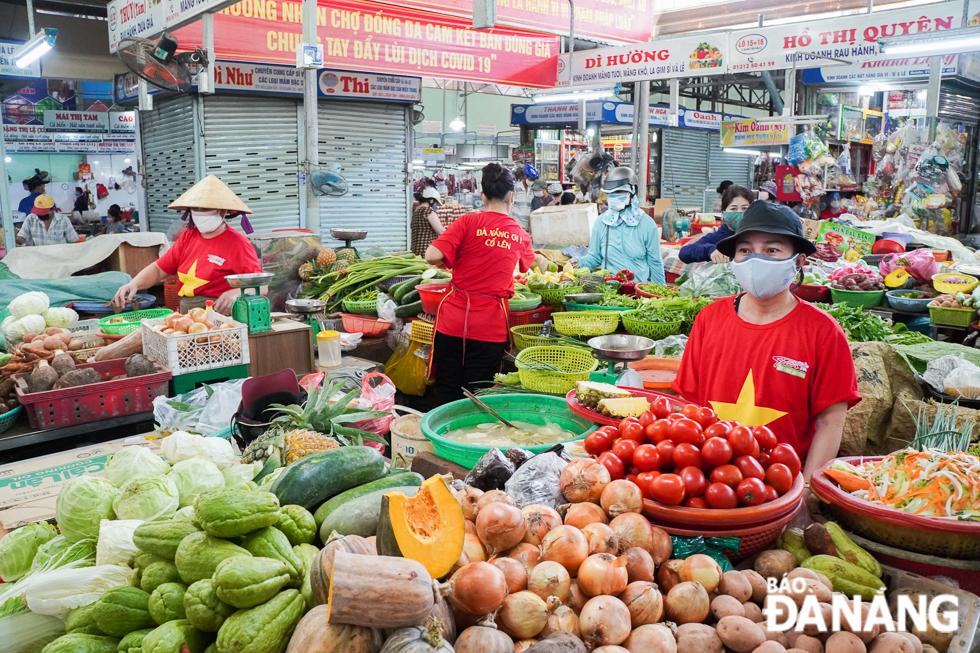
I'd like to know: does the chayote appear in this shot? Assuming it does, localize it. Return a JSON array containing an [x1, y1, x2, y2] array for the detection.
[[212, 556, 290, 609], [117, 628, 153, 653], [148, 582, 187, 625], [215, 589, 304, 653], [174, 532, 251, 585], [40, 633, 118, 653], [140, 560, 182, 594], [275, 506, 316, 546], [65, 603, 104, 635], [194, 490, 280, 539], [184, 579, 236, 633], [140, 619, 211, 653], [239, 527, 303, 583], [93, 586, 154, 637]]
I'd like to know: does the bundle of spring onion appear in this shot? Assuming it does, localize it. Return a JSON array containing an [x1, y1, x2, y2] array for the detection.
[[304, 253, 432, 311]]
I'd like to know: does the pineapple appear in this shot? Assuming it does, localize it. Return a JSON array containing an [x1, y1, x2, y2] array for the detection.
[[298, 261, 314, 281], [316, 248, 338, 267], [575, 380, 633, 409], [334, 248, 358, 266], [283, 428, 339, 463], [597, 397, 651, 418]]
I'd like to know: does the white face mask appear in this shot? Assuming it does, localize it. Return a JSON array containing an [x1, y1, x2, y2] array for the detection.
[[731, 254, 799, 299], [192, 209, 224, 234], [607, 193, 631, 212]]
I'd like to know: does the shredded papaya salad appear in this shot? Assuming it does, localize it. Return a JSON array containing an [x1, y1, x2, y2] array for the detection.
[[824, 449, 980, 521]]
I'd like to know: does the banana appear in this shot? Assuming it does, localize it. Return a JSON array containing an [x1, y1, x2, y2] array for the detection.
[[824, 521, 882, 578]]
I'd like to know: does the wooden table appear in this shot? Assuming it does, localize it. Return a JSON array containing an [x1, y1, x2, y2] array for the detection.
[[247, 320, 315, 377]]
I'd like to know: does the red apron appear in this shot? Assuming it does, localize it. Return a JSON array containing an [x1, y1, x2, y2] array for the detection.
[[427, 285, 510, 379]]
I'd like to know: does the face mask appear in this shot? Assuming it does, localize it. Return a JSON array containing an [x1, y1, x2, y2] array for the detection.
[[192, 209, 224, 234], [722, 210, 744, 230], [731, 254, 799, 299], [607, 193, 630, 212], [830, 200, 841, 209]]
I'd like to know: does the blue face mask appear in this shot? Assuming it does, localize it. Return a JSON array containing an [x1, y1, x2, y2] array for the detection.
[[731, 253, 799, 299], [607, 193, 630, 212], [722, 210, 743, 230]]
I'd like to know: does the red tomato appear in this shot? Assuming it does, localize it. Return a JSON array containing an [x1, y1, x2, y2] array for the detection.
[[639, 411, 655, 428], [728, 426, 758, 457], [705, 482, 737, 509], [681, 403, 700, 421], [679, 466, 707, 498], [694, 406, 718, 428], [704, 422, 732, 439], [626, 473, 639, 485], [645, 420, 671, 444], [736, 477, 767, 506], [612, 439, 639, 466], [672, 443, 703, 469], [619, 420, 645, 443], [752, 426, 778, 450], [770, 444, 802, 478], [598, 451, 626, 480], [596, 425, 620, 439], [636, 471, 661, 499], [650, 473, 686, 506], [701, 437, 733, 467], [632, 444, 661, 472], [583, 431, 613, 456], [758, 451, 772, 468], [651, 396, 673, 419], [763, 484, 779, 503], [669, 418, 703, 445], [734, 455, 766, 480], [765, 462, 794, 495], [683, 496, 709, 509], [709, 464, 743, 488], [655, 440, 676, 470], [667, 412, 686, 421]]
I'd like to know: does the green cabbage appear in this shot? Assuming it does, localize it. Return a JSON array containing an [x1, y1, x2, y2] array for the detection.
[[55, 478, 118, 543], [112, 476, 179, 521], [221, 462, 261, 489], [0, 522, 57, 582], [168, 458, 225, 507], [8, 292, 49, 319], [42, 307, 78, 329], [103, 446, 169, 488], [2, 314, 46, 344], [30, 537, 96, 573]]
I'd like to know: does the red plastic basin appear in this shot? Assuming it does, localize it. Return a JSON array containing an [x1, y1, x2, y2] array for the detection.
[[417, 282, 450, 315]]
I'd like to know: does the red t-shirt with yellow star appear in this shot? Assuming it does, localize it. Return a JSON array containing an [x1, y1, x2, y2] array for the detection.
[[673, 297, 860, 459], [157, 227, 262, 299]]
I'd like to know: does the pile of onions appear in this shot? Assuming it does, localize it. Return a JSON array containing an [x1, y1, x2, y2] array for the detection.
[[656, 559, 684, 593], [476, 489, 515, 512], [541, 596, 580, 638], [577, 553, 628, 597], [506, 543, 541, 569], [620, 581, 664, 627], [679, 553, 722, 592], [527, 560, 571, 603], [457, 486, 483, 521], [567, 582, 587, 613], [497, 591, 548, 640], [663, 580, 710, 624], [599, 480, 643, 518], [559, 458, 610, 503], [541, 525, 589, 575], [476, 502, 525, 554], [581, 522, 619, 555], [563, 502, 607, 529], [461, 533, 487, 563], [491, 557, 528, 594], [522, 504, 561, 546], [579, 595, 632, 647], [448, 562, 508, 616], [623, 547, 655, 582], [609, 514, 672, 564]]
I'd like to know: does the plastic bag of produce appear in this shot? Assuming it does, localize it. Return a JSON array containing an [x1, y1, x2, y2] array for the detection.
[[879, 249, 937, 284], [384, 333, 429, 397], [465, 448, 515, 492], [153, 379, 245, 437], [943, 362, 980, 399], [505, 447, 568, 508], [678, 262, 741, 297]]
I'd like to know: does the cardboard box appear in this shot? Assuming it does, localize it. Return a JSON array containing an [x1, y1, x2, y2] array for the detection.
[[0, 434, 160, 531], [803, 219, 822, 242], [529, 203, 599, 247]]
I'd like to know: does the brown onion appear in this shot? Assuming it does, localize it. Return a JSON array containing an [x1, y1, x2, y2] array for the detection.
[[527, 560, 571, 603], [476, 489, 516, 513], [567, 581, 587, 613], [462, 533, 487, 563], [491, 556, 528, 594], [577, 553, 629, 597], [623, 547, 655, 583], [600, 479, 643, 518], [582, 522, 619, 554], [560, 458, 610, 503], [522, 504, 562, 546], [477, 502, 526, 554], [449, 562, 508, 616], [624, 623, 677, 653], [679, 553, 722, 593], [454, 619, 513, 653], [620, 580, 664, 627], [458, 486, 483, 521], [608, 512, 655, 554], [497, 590, 548, 640], [563, 501, 608, 529], [664, 580, 710, 624], [649, 525, 673, 564], [541, 595, 580, 638], [593, 648, 631, 653], [541, 525, 589, 576], [656, 558, 684, 592], [579, 595, 632, 648], [506, 542, 541, 569], [514, 641, 538, 653]]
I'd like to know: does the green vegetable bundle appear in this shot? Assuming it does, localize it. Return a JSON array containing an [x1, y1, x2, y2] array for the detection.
[[633, 296, 711, 328], [303, 254, 431, 311], [816, 302, 932, 344]]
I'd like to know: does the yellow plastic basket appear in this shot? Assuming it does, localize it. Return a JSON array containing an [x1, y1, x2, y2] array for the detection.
[[933, 272, 979, 295], [516, 346, 599, 395], [534, 286, 584, 306], [552, 311, 620, 337], [510, 324, 553, 351], [409, 318, 434, 345]]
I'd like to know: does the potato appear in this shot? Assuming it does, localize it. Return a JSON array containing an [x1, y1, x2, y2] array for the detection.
[[803, 603, 834, 637], [717, 616, 767, 653], [754, 550, 796, 579], [826, 632, 867, 653], [789, 649, 813, 653], [743, 601, 764, 623], [720, 570, 753, 603], [711, 595, 746, 620], [742, 570, 768, 604], [676, 624, 723, 653], [844, 602, 880, 644], [896, 633, 922, 653], [758, 624, 789, 648], [754, 642, 788, 653], [792, 579, 832, 606], [869, 634, 916, 653], [795, 634, 824, 653]]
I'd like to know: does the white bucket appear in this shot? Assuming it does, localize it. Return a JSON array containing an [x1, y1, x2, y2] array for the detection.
[[389, 407, 431, 469]]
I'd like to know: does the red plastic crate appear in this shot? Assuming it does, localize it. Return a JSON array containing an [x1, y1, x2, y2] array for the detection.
[[14, 358, 171, 430], [509, 306, 555, 327]]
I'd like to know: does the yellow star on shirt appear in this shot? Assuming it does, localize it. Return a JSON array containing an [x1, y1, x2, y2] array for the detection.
[[177, 260, 209, 298], [709, 371, 787, 427]]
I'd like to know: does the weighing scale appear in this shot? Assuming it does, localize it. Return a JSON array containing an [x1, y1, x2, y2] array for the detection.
[[330, 228, 367, 256], [285, 298, 327, 342], [227, 272, 274, 333], [587, 334, 656, 387]]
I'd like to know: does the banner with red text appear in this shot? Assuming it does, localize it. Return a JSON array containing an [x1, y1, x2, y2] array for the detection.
[[172, 0, 559, 87], [562, 33, 728, 86]]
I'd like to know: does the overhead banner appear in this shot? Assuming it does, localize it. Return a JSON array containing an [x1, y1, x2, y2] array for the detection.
[[43, 110, 110, 132], [562, 33, 728, 86], [728, 2, 963, 73], [511, 101, 734, 131], [171, 0, 559, 87], [800, 53, 958, 84], [107, 0, 237, 52], [720, 119, 791, 148]]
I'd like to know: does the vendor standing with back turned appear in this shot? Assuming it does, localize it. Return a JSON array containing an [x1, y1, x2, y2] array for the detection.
[[425, 163, 535, 405], [113, 175, 262, 314]]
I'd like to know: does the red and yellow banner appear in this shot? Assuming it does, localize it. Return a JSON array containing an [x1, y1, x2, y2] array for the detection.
[[174, 0, 560, 87]]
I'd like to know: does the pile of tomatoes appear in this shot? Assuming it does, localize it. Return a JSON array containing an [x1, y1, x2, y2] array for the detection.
[[582, 397, 802, 509]]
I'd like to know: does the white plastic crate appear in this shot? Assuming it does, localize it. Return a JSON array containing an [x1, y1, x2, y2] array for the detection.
[[141, 313, 250, 375]]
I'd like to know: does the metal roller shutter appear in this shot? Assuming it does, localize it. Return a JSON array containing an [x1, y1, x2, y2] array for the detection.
[[708, 139, 754, 199], [140, 97, 196, 233], [940, 88, 980, 125], [317, 101, 409, 251], [202, 96, 301, 232], [660, 127, 710, 210]]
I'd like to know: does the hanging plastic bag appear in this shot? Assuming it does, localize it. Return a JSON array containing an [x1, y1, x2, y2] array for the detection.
[[385, 331, 430, 397], [505, 446, 568, 508]]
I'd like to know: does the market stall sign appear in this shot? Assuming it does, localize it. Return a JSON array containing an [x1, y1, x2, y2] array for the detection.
[[107, 0, 239, 52], [2, 124, 50, 141], [0, 40, 40, 78], [171, 0, 559, 88], [317, 70, 421, 102], [43, 110, 110, 133], [109, 110, 137, 134], [720, 119, 791, 148], [816, 222, 876, 259], [562, 33, 728, 86], [511, 101, 735, 131], [801, 53, 958, 84], [510, 102, 603, 126]]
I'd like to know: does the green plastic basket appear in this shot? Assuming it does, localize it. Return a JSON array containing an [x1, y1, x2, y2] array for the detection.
[[421, 393, 596, 468], [929, 304, 976, 327], [552, 311, 620, 337], [533, 286, 584, 306], [564, 302, 634, 312], [99, 308, 173, 335], [621, 311, 683, 339], [515, 345, 599, 395], [508, 293, 542, 312], [342, 296, 379, 315], [0, 406, 21, 435], [830, 288, 884, 308], [510, 324, 554, 351]]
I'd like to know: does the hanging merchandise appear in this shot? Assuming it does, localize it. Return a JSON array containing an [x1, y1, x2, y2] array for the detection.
[[96, 184, 110, 200]]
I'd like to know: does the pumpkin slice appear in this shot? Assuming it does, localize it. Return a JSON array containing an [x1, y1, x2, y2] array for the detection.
[[376, 475, 465, 579]]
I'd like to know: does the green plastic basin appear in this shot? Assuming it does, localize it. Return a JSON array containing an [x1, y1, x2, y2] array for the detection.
[[421, 393, 596, 469]]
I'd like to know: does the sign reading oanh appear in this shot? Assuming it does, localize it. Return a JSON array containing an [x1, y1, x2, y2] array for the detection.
[[720, 119, 791, 148]]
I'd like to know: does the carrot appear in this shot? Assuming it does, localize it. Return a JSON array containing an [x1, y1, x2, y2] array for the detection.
[[823, 467, 871, 492]]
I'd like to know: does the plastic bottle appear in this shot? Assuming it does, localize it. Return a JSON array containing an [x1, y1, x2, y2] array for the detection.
[[317, 330, 342, 368]]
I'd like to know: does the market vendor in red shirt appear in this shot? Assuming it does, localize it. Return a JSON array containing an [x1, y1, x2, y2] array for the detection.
[[113, 175, 262, 314], [673, 201, 860, 480], [425, 163, 536, 405]]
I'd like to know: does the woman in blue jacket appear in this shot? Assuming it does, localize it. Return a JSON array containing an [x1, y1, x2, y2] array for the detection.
[[679, 185, 753, 264]]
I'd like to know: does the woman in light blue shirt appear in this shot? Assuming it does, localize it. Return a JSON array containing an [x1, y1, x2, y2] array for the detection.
[[578, 167, 665, 284]]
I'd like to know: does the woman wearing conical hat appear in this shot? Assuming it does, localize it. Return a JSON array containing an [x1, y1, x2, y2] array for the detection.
[[113, 175, 262, 314]]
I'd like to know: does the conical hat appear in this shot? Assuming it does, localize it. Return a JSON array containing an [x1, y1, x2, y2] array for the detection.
[[169, 175, 252, 213]]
